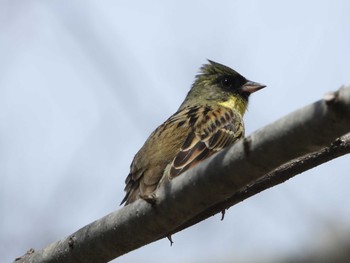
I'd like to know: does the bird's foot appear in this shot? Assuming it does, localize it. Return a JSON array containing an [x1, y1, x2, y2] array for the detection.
[[140, 193, 158, 206], [167, 235, 174, 246], [221, 209, 226, 221]]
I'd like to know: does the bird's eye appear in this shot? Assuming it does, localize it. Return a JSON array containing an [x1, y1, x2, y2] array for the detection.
[[221, 77, 233, 89]]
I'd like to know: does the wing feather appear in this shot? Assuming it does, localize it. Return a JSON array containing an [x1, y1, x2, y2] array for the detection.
[[121, 105, 244, 205], [169, 106, 244, 179]]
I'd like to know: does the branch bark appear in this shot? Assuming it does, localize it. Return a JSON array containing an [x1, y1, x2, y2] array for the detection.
[[165, 132, 350, 237], [15, 86, 350, 263]]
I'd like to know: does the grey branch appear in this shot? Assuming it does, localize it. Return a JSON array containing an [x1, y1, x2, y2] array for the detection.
[[15, 86, 350, 263]]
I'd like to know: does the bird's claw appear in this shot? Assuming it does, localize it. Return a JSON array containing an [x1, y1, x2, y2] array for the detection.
[[221, 209, 226, 221], [167, 235, 174, 246], [140, 193, 158, 206]]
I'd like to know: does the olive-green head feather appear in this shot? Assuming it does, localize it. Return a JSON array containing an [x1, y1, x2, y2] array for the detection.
[[179, 60, 265, 115]]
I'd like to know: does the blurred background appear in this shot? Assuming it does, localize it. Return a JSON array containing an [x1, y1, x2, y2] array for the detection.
[[1, 0, 350, 262]]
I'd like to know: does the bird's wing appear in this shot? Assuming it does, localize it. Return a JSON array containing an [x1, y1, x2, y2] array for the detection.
[[168, 106, 244, 179], [120, 105, 244, 205], [120, 107, 196, 205]]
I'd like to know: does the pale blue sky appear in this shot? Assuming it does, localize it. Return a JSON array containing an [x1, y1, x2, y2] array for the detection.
[[1, 1, 350, 262]]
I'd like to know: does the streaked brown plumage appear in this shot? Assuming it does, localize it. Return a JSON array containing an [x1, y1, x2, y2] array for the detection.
[[121, 60, 265, 205]]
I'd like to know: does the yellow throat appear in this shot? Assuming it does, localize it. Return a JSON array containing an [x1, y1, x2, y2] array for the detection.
[[218, 95, 248, 116]]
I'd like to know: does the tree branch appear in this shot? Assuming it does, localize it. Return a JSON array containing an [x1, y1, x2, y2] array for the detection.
[[164, 132, 350, 237], [15, 86, 350, 263]]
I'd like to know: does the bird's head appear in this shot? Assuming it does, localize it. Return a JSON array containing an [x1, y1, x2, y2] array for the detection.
[[180, 60, 265, 115]]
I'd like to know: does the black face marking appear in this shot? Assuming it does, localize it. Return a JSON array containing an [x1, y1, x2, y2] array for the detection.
[[219, 75, 247, 92], [239, 91, 250, 101], [221, 77, 233, 89]]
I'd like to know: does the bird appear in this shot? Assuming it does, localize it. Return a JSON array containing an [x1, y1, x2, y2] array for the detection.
[[121, 60, 265, 205]]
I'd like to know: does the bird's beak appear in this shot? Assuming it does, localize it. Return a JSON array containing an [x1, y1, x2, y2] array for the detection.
[[241, 81, 266, 94]]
